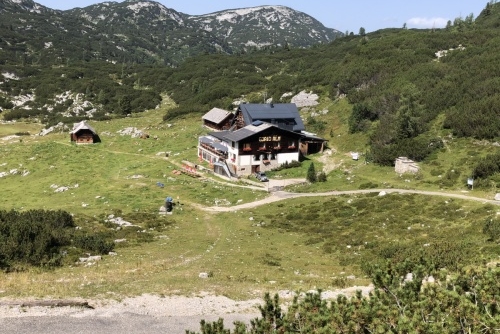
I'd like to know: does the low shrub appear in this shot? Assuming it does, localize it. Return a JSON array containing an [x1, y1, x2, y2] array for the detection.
[[73, 233, 114, 254]]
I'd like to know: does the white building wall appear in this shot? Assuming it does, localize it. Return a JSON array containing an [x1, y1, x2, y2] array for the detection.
[[239, 155, 253, 166], [277, 152, 299, 164]]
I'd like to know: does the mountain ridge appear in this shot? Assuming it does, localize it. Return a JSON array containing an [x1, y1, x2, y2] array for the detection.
[[0, 0, 342, 66]]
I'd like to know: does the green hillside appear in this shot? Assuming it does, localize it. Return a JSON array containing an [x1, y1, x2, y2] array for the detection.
[[0, 2, 500, 332]]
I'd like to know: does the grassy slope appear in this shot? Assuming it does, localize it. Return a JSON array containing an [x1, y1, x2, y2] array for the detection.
[[0, 97, 498, 300]]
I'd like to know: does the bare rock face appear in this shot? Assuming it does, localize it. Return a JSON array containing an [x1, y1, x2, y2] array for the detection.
[[291, 91, 319, 108]]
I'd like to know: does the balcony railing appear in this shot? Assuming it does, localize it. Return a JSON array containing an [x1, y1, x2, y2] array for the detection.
[[200, 143, 228, 159]]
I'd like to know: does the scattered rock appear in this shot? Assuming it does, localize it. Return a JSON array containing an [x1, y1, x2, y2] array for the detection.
[[106, 216, 134, 227], [79, 255, 102, 263], [54, 187, 69, 193], [39, 123, 66, 136], [117, 127, 145, 138], [424, 275, 435, 284]]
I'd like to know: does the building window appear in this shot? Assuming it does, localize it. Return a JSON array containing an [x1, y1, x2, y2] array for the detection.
[[254, 154, 261, 161], [231, 141, 235, 148], [243, 143, 252, 151], [288, 141, 296, 149], [259, 143, 267, 151]]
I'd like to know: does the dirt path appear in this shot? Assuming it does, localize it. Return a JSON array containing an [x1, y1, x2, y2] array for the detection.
[[203, 188, 500, 212]]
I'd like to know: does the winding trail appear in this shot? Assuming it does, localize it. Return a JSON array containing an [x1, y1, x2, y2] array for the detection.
[[204, 188, 500, 212]]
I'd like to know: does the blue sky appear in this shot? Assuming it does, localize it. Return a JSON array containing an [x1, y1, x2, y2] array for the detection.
[[35, 0, 488, 33]]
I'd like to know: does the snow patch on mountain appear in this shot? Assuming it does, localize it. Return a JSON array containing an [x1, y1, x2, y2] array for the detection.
[[195, 5, 299, 25], [126, 1, 185, 24]]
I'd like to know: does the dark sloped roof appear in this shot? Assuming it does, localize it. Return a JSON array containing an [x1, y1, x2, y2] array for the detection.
[[224, 123, 274, 142], [70, 121, 97, 134], [238, 103, 305, 132], [202, 107, 233, 124], [209, 122, 301, 143], [209, 130, 231, 141]]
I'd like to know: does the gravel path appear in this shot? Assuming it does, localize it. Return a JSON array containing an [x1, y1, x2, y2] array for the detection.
[[204, 188, 500, 212]]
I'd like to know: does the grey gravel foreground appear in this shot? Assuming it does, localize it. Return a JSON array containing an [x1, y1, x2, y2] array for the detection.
[[0, 294, 264, 334], [0, 313, 257, 334]]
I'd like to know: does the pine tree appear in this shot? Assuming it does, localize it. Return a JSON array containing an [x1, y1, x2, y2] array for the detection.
[[307, 162, 317, 183]]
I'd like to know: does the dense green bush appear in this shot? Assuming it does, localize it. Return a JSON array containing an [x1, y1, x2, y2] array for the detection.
[[0, 209, 75, 269], [472, 152, 500, 179], [73, 233, 115, 254], [483, 217, 500, 242], [271, 160, 302, 171], [348, 102, 377, 133]]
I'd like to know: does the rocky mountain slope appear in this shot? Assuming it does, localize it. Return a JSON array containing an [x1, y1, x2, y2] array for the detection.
[[0, 0, 342, 66], [189, 5, 342, 50]]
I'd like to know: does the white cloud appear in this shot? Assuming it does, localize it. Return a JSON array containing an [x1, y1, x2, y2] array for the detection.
[[407, 17, 449, 28]]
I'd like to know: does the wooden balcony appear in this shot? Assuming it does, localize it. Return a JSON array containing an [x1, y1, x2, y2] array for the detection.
[[200, 143, 228, 159]]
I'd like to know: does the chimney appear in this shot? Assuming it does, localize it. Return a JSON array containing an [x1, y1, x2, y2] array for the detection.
[[270, 103, 274, 108]]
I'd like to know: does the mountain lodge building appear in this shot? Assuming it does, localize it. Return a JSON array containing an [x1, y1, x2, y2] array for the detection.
[[198, 103, 326, 178]]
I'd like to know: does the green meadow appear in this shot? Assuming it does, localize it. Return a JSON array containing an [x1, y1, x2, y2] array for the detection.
[[0, 101, 499, 301]]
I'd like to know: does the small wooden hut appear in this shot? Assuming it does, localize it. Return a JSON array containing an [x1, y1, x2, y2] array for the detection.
[[70, 121, 99, 144]]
